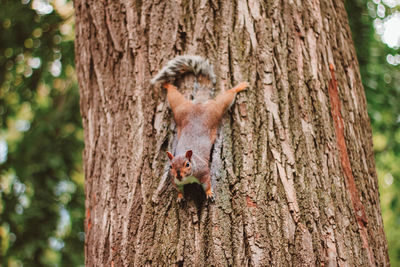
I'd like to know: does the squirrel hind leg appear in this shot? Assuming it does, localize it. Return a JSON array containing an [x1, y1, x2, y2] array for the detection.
[[212, 82, 248, 113], [231, 82, 248, 93], [163, 82, 191, 118]]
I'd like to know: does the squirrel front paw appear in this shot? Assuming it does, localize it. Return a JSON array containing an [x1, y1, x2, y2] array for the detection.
[[205, 189, 215, 202], [177, 192, 184, 203]]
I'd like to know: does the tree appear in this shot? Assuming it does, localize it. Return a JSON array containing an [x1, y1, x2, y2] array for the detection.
[[74, 0, 389, 265]]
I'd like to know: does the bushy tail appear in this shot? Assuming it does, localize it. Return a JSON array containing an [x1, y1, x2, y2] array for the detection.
[[151, 55, 216, 88]]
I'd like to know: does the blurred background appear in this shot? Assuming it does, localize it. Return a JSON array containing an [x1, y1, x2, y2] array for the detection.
[[0, 0, 398, 266]]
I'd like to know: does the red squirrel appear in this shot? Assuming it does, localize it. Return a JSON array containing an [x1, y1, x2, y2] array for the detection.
[[151, 55, 247, 202]]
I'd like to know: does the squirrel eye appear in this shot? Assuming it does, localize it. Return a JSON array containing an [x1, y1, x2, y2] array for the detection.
[[185, 162, 190, 167]]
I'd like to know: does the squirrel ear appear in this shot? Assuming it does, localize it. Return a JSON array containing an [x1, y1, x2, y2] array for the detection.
[[166, 151, 174, 160], [185, 150, 193, 160]]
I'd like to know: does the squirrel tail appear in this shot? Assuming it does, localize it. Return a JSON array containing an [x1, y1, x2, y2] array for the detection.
[[150, 55, 216, 89]]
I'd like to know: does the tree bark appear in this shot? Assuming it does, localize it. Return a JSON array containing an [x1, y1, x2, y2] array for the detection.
[[74, 0, 389, 266]]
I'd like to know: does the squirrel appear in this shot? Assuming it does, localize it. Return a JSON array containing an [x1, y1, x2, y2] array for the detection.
[[151, 55, 247, 203]]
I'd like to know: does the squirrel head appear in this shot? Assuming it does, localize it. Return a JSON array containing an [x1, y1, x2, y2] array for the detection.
[[166, 150, 193, 181]]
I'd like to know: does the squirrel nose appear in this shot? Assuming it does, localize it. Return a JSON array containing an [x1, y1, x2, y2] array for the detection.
[[176, 170, 181, 179]]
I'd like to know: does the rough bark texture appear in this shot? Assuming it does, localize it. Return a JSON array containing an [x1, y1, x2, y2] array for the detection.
[[74, 0, 389, 266]]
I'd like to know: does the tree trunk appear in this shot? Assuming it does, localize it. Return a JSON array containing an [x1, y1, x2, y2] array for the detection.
[[74, 0, 389, 266]]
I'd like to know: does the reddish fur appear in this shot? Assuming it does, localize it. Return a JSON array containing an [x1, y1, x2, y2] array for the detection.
[[164, 82, 248, 202], [169, 155, 192, 181]]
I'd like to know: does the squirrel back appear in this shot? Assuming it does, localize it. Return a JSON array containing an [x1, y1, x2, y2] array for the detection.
[[151, 55, 216, 92]]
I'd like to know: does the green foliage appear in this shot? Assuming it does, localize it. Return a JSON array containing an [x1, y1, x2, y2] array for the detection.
[[0, 0, 84, 266], [346, 0, 400, 265]]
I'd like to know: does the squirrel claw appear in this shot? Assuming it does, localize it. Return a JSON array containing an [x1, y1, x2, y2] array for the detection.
[[205, 189, 214, 202], [206, 194, 215, 203]]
